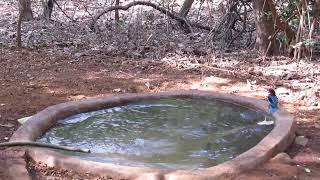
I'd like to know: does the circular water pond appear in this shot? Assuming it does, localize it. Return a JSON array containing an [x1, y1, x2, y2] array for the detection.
[[38, 97, 274, 170]]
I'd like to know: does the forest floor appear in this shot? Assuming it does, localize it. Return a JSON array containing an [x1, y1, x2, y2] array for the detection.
[[0, 47, 319, 179]]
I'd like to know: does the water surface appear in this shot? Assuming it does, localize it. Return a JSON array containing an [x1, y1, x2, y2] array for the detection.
[[38, 98, 274, 169]]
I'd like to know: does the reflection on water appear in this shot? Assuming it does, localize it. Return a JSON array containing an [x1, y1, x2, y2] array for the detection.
[[38, 98, 274, 170]]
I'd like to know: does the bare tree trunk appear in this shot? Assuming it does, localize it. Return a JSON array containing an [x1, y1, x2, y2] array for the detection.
[[19, 0, 33, 21], [17, 0, 33, 47], [179, 0, 194, 17], [17, 8, 23, 48], [42, 0, 54, 20], [115, 0, 120, 22], [294, 1, 308, 59], [265, 0, 295, 46], [309, 0, 320, 38], [252, 0, 275, 56]]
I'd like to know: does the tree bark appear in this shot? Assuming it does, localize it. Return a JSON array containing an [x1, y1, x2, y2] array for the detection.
[[42, 0, 54, 20], [294, 1, 308, 59], [265, 0, 295, 46], [115, 0, 120, 22], [252, 0, 275, 56], [17, 0, 33, 47], [19, 0, 33, 21], [179, 0, 194, 17], [17, 8, 23, 48], [310, 0, 320, 38]]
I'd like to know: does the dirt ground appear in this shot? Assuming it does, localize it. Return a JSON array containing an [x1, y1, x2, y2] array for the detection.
[[0, 47, 319, 179]]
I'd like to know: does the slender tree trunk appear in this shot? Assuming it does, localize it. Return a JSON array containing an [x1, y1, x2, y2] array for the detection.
[[179, 0, 194, 17], [42, 0, 54, 20], [310, 0, 320, 38], [252, 0, 275, 56], [19, 0, 33, 21], [115, 0, 120, 22], [17, 8, 23, 48], [17, 0, 33, 47], [294, 1, 308, 59], [265, 0, 295, 46]]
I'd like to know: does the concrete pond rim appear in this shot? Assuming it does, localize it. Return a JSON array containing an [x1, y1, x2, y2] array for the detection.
[[10, 90, 296, 180]]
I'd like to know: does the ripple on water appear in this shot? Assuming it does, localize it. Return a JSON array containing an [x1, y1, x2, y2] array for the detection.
[[38, 98, 274, 170]]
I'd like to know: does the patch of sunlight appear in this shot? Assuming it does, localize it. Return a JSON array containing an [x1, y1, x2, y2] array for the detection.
[[83, 72, 103, 80], [264, 60, 319, 77], [191, 77, 227, 89], [132, 78, 150, 83], [202, 76, 231, 84], [43, 85, 76, 96], [299, 106, 320, 111], [192, 77, 273, 100], [297, 118, 312, 123], [67, 95, 87, 101], [192, 76, 241, 91]]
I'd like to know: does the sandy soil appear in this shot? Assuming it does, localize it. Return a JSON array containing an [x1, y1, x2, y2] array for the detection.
[[0, 47, 319, 179]]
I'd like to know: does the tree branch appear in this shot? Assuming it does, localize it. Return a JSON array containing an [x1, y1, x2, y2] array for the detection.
[[266, 0, 296, 45], [53, 0, 75, 22], [90, 1, 213, 32]]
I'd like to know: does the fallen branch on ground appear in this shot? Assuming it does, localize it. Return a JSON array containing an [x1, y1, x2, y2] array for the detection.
[[90, 1, 212, 32], [0, 141, 90, 153]]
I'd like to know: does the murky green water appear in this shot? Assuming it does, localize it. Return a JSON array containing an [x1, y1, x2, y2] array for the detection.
[[38, 98, 274, 170]]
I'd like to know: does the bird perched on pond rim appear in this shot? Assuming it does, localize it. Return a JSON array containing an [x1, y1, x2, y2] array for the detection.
[[257, 88, 278, 126], [267, 88, 278, 114]]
